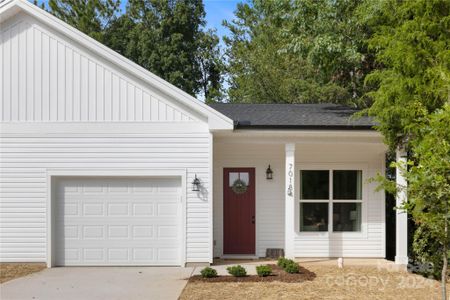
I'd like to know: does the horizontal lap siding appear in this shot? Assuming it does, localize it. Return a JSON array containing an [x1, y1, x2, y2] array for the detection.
[[0, 133, 212, 263], [214, 141, 385, 258], [214, 143, 285, 257], [294, 144, 385, 258]]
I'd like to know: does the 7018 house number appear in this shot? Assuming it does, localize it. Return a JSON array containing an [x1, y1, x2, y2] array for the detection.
[[287, 163, 293, 196]]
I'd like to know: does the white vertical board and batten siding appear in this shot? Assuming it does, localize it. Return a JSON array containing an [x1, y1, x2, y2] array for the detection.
[[0, 13, 212, 264], [0, 13, 200, 123]]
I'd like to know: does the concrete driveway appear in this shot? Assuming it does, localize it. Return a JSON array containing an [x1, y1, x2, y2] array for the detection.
[[0, 267, 194, 300]]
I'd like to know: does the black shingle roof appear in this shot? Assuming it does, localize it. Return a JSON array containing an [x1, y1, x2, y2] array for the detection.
[[209, 103, 375, 130]]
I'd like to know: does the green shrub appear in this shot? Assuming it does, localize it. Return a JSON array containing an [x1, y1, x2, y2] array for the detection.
[[256, 265, 272, 277], [200, 267, 217, 278], [411, 223, 449, 279], [277, 257, 289, 268], [284, 261, 300, 274], [226, 265, 247, 277]]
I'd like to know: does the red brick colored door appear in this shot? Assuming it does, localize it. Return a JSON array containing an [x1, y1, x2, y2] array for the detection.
[[223, 168, 255, 254]]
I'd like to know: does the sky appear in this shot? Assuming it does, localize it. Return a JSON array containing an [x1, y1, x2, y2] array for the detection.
[[203, 0, 241, 39], [36, 0, 244, 41]]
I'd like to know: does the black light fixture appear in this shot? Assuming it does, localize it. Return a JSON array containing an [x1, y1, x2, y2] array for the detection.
[[192, 174, 201, 191], [266, 165, 273, 180]]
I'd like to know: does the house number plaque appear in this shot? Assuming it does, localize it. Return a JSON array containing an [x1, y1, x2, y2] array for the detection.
[[287, 163, 293, 196]]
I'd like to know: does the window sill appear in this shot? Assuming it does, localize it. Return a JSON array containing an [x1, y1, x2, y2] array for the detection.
[[295, 231, 368, 239]]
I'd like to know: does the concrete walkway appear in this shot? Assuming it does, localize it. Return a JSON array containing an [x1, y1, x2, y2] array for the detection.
[[191, 258, 401, 276], [0, 267, 194, 300]]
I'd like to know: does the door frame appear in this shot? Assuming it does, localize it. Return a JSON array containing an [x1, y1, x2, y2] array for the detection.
[[46, 168, 187, 267], [223, 167, 256, 256]]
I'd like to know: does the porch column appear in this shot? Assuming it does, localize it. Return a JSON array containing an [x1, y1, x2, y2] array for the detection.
[[285, 143, 295, 258], [395, 147, 408, 265]]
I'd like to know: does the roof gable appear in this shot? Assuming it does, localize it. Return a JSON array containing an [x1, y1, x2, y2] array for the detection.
[[0, 0, 233, 129]]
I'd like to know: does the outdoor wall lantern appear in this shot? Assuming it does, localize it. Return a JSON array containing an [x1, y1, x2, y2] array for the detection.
[[192, 174, 201, 191], [266, 165, 273, 180]]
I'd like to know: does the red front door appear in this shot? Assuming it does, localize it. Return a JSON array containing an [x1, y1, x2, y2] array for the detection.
[[223, 168, 255, 255]]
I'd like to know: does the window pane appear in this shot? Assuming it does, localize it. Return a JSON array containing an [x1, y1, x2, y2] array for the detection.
[[300, 170, 329, 199], [300, 203, 329, 232], [333, 170, 362, 200], [239, 172, 249, 186], [229, 172, 239, 187], [333, 203, 361, 232]]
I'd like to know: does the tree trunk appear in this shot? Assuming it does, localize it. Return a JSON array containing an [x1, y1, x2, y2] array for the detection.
[[443, 240, 447, 300], [442, 206, 448, 300]]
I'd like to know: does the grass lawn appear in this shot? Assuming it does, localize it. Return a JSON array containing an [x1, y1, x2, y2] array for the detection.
[[0, 263, 46, 284], [180, 262, 447, 300]]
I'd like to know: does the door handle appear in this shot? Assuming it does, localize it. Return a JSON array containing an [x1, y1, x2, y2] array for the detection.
[[252, 215, 255, 224]]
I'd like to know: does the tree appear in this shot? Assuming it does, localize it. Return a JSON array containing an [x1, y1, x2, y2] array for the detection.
[[47, 0, 120, 42], [361, 0, 450, 297], [196, 29, 225, 102], [362, 0, 450, 149], [46, 0, 224, 99], [224, 0, 375, 106], [282, 0, 377, 107], [103, 0, 221, 97], [398, 105, 450, 299]]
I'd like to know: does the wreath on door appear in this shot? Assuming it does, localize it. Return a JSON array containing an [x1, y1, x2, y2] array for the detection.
[[231, 178, 248, 194]]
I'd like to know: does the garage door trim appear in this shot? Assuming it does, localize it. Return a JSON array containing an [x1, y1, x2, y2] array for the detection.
[[46, 169, 187, 267]]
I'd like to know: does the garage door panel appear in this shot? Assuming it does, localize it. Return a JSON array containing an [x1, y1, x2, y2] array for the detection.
[[54, 177, 182, 266], [57, 247, 182, 265]]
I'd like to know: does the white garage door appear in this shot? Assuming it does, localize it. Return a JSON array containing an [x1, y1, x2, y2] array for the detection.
[[54, 177, 182, 266]]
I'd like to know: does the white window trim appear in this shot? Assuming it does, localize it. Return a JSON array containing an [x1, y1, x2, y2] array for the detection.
[[295, 163, 368, 239]]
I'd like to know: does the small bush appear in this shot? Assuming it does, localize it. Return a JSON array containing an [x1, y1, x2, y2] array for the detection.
[[226, 265, 247, 277], [277, 257, 289, 268], [200, 267, 217, 278], [256, 265, 272, 277], [284, 261, 300, 274]]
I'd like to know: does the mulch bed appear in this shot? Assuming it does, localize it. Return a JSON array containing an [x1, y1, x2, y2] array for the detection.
[[189, 264, 316, 283]]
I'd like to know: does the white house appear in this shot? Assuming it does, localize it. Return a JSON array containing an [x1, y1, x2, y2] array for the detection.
[[0, 0, 408, 267]]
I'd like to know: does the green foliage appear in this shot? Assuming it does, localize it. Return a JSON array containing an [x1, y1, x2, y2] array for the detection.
[[224, 0, 375, 106], [196, 29, 226, 102], [47, 0, 120, 42], [404, 104, 450, 258], [256, 265, 272, 277], [412, 223, 445, 279], [361, 0, 450, 149], [46, 0, 224, 100], [277, 257, 290, 268], [277, 257, 299, 273], [103, 0, 199, 96], [226, 265, 247, 277], [283, 261, 300, 274], [361, 0, 450, 294], [393, 105, 450, 288], [200, 267, 217, 278]]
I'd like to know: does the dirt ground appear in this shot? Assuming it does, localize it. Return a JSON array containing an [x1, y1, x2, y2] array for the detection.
[[0, 263, 46, 284], [180, 263, 448, 300]]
